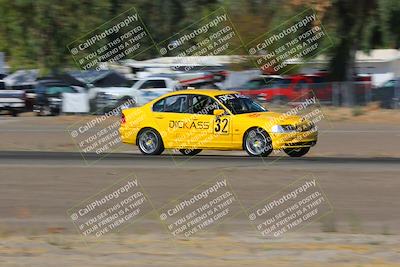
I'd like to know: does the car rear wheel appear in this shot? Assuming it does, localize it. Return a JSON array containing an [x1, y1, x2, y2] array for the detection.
[[179, 149, 202, 156], [137, 128, 164, 155], [284, 147, 310, 157], [38, 106, 52, 116], [244, 128, 273, 157]]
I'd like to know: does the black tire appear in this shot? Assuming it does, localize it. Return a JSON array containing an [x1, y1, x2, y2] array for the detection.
[[117, 97, 136, 110], [137, 128, 164, 155], [41, 106, 52, 116], [111, 97, 136, 116], [284, 147, 310, 157], [50, 108, 59, 116], [179, 149, 202, 156], [243, 128, 273, 157], [11, 110, 19, 117]]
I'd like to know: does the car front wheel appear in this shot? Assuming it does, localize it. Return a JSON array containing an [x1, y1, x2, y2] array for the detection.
[[137, 128, 164, 155], [284, 147, 310, 157], [244, 128, 273, 157]]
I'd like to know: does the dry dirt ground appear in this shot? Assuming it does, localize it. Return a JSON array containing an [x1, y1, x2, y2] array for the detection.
[[0, 159, 399, 266], [1, 233, 399, 267]]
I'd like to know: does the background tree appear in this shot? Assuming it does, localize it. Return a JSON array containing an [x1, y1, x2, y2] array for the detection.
[[0, 0, 400, 78]]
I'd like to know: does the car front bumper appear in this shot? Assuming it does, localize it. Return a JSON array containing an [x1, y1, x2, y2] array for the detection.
[[271, 130, 318, 149]]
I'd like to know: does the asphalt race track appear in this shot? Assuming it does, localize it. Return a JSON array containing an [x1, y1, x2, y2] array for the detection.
[[1, 150, 399, 237], [1, 151, 400, 165]]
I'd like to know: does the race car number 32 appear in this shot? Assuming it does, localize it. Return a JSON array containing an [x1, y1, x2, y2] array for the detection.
[[214, 118, 229, 135]]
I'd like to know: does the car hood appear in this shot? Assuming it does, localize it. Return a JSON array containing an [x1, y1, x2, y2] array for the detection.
[[235, 111, 303, 125]]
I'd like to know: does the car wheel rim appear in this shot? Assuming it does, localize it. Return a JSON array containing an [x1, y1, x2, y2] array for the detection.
[[139, 130, 158, 154], [246, 130, 268, 155]]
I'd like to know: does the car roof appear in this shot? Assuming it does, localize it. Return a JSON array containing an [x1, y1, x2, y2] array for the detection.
[[166, 89, 239, 97]]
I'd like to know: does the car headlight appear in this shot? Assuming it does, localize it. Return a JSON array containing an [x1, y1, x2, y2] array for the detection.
[[97, 92, 117, 101], [271, 125, 296, 133], [104, 93, 118, 100], [271, 125, 286, 133], [48, 97, 61, 102], [271, 125, 283, 133]]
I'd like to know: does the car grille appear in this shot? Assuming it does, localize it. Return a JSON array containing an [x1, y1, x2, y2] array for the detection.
[[285, 141, 316, 147], [282, 123, 314, 132], [295, 123, 314, 132]]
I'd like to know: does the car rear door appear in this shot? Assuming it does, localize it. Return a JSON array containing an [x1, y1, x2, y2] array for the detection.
[[152, 94, 191, 149]]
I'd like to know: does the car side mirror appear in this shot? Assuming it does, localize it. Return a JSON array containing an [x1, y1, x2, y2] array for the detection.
[[213, 109, 225, 116]]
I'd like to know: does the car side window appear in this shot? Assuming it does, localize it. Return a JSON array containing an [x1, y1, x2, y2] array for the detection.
[[46, 86, 77, 96], [153, 95, 189, 113], [164, 95, 189, 113], [384, 80, 395, 88], [295, 80, 307, 90], [152, 99, 165, 112], [191, 95, 221, 115], [139, 80, 166, 89], [245, 79, 264, 89]]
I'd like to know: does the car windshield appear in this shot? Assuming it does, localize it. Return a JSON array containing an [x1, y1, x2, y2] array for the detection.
[[216, 94, 267, 114], [46, 86, 76, 96]]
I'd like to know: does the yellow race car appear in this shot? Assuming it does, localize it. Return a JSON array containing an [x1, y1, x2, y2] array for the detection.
[[119, 89, 318, 157]]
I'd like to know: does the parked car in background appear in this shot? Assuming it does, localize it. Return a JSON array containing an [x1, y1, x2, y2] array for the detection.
[[0, 87, 26, 116], [33, 80, 82, 116], [90, 71, 221, 113], [0, 78, 5, 89], [234, 75, 312, 104], [373, 79, 400, 108], [23, 88, 37, 111], [91, 76, 180, 113], [302, 73, 372, 105], [303, 74, 332, 102]]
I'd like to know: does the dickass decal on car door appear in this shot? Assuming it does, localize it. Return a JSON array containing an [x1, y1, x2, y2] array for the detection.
[[189, 95, 232, 148]]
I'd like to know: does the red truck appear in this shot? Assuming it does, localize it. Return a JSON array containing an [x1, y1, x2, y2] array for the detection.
[[235, 75, 313, 104]]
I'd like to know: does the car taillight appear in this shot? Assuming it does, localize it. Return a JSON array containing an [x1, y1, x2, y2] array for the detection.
[[121, 113, 126, 124]]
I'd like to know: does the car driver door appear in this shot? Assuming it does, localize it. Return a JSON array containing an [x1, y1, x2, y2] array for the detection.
[[189, 94, 232, 149]]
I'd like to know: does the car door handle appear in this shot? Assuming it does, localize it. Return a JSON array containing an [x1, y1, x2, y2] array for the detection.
[[155, 116, 164, 119]]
